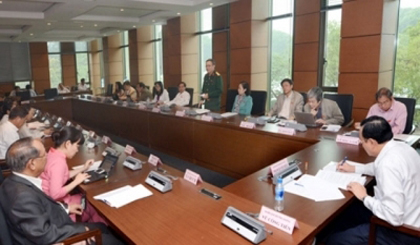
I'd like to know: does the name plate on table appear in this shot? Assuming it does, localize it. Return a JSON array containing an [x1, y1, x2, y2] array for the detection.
[[240, 121, 256, 129], [336, 135, 360, 145], [258, 206, 299, 235], [66, 121, 72, 127], [152, 107, 160, 113], [138, 104, 146, 110], [221, 206, 267, 244], [184, 169, 202, 185], [201, 115, 213, 122], [89, 131, 96, 138], [269, 158, 289, 176], [102, 136, 112, 145], [145, 171, 172, 193], [122, 101, 128, 107], [175, 110, 186, 117], [113, 101, 118, 105], [148, 154, 162, 166], [278, 127, 296, 136], [124, 145, 136, 155]]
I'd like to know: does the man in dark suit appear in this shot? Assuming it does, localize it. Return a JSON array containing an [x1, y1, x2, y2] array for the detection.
[[0, 137, 124, 245]]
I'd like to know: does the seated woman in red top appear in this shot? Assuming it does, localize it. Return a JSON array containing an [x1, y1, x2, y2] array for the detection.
[[40, 126, 106, 224]]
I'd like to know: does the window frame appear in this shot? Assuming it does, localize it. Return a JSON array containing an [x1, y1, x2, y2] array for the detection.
[[120, 31, 130, 81], [152, 25, 164, 83], [74, 41, 91, 87]]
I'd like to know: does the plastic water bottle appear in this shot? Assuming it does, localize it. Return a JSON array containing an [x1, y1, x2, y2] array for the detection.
[[274, 177, 284, 212]]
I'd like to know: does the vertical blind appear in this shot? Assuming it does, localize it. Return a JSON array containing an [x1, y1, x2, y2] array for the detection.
[[0, 42, 31, 82]]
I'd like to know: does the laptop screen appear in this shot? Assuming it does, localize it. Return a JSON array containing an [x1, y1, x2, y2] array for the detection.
[[100, 155, 118, 172]]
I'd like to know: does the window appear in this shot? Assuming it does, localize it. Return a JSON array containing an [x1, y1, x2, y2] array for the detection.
[[75, 41, 90, 87], [121, 31, 130, 81], [394, 0, 420, 125], [98, 39, 105, 88], [47, 42, 62, 89], [154, 25, 164, 82], [269, 0, 294, 107], [319, 0, 342, 90], [199, 8, 213, 84], [15, 81, 30, 89]]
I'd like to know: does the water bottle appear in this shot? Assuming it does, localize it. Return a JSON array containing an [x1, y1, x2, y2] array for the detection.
[[274, 177, 284, 212]]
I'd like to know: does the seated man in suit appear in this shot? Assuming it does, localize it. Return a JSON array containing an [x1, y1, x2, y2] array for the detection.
[[0, 137, 124, 245], [268, 78, 304, 119], [327, 116, 420, 245], [0, 106, 28, 159], [304, 87, 344, 125], [355, 87, 407, 134], [166, 82, 191, 107], [135, 82, 153, 102]]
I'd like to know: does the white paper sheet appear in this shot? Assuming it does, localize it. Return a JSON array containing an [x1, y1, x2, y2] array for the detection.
[[221, 112, 238, 118], [194, 109, 210, 115], [320, 125, 341, 132], [322, 161, 366, 172], [72, 160, 102, 171], [315, 169, 366, 190], [27, 121, 45, 129], [93, 184, 153, 208]]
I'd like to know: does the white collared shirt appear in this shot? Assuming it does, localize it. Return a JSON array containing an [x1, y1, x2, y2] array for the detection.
[[0, 114, 8, 125], [0, 121, 19, 159], [279, 92, 293, 119], [355, 140, 420, 226], [153, 89, 170, 103], [77, 84, 88, 91], [167, 91, 191, 107], [19, 123, 43, 139]]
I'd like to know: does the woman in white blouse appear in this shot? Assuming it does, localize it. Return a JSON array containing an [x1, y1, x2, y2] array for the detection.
[[152, 81, 169, 105]]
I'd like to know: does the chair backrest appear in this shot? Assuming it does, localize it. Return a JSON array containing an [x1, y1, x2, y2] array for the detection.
[[324, 94, 354, 126], [16, 91, 30, 101], [44, 88, 58, 100], [250, 91, 267, 116], [106, 84, 113, 96], [394, 97, 416, 134], [0, 196, 13, 245], [225, 89, 238, 112], [186, 88, 194, 106], [167, 87, 178, 101], [299, 91, 307, 105], [71, 86, 78, 92]]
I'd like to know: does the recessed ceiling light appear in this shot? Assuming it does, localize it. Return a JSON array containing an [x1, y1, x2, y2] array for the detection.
[[120, 8, 124, 12], [80, 25, 83, 28], [103, 34, 106, 36], [18, 40, 21, 43], [94, 24, 98, 27], [133, 25, 136, 28], [152, 20, 155, 23], [30, 33, 33, 36], [177, 12, 181, 15], [47, 23, 51, 26], [117, 30, 120, 33], [0, 1, 3, 4], [209, 2, 213, 6]]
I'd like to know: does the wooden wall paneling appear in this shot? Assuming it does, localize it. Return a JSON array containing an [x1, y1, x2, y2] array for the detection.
[[163, 17, 182, 88], [30, 42, 50, 94], [129, 29, 139, 85]]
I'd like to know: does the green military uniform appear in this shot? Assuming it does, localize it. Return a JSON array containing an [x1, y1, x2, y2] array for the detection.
[[202, 72, 223, 111]]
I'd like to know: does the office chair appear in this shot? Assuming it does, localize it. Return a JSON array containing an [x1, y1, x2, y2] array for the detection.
[[44, 88, 59, 100], [16, 91, 30, 101], [394, 97, 417, 134], [369, 216, 420, 245], [299, 92, 307, 105], [167, 87, 178, 101], [106, 84, 113, 97], [225, 89, 238, 112], [324, 94, 354, 127], [186, 88, 194, 106], [250, 90, 267, 116]]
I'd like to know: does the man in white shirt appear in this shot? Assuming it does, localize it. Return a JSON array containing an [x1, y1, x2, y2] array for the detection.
[[0, 106, 28, 159], [268, 78, 304, 120], [77, 78, 88, 91], [328, 116, 420, 244], [19, 106, 52, 138], [167, 82, 191, 107]]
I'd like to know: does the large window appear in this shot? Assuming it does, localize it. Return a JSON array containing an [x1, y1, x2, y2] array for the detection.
[[269, 0, 294, 107], [154, 25, 164, 82], [121, 31, 130, 81], [199, 8, 213, 84], [394, 0, 420, 125], [47, 42, 62, 89], [319, 0, 342, 90], [75, 41, 90, 87]]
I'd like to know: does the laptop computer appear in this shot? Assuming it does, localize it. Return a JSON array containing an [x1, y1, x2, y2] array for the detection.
[[294, 112, 321, 128], [84, 154, 119, 184]]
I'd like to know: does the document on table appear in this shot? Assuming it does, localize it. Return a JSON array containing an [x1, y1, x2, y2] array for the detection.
[[27, 121, 46, 129], [94, 184, 153, 208], [221, 112, 238, 118], [284, 174, 345, 202], [320, 124, 342, 132], [72, 160, 102, 171], [394, 134, 417, 143], [318, 161, 367, 190], [322, 160, 366, 172]]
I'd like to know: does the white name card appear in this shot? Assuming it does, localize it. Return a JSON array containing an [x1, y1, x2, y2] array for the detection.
[[258, 206, 299, 235], [183, 169, 202, 185], [21, 100, 30, 104], [278, 127, 296, 136], [138, 104, 146, 110], [66, 121, 72, 127], [240, 121, 256, 129], [122, 102, 128, 107], [201, 115, 213, 122], [102, 136, 111, 145], [175, 110, 186, 117], [152, 107, 160, 113], [113, 101, 118, 105], [124, 145, 136, 155], [148, 154, 162, 166], [336, 135, 360, 145], [269, 158, 289, 176], [89, 131, 96, 138]]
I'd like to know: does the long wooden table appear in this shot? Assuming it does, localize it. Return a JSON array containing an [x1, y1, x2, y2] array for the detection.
[[33, 96, 420, 245]]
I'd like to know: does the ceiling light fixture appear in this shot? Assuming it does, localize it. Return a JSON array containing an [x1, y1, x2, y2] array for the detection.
[[133, 25, 136, 28], [0, 1, 3, 4], [94, 24, 98, 27], [30, 33, 33, 36], [152, 20, 155, 23], [80, 25, 84, 28], [177, 12, 181, 15], [120, 8, 124, 12], [210, 2, 213, 6], [47, 23, 51, 26]]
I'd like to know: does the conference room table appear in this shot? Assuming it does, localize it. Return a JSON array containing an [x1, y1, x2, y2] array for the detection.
[[32, 96, 420, 245]]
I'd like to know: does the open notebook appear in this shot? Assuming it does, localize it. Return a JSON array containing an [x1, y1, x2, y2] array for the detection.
[[93, 184, 153, 208]]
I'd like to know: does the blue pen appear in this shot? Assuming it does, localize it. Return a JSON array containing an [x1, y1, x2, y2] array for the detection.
[[294, 183, 304, 187], [340, 156, 348, 166]]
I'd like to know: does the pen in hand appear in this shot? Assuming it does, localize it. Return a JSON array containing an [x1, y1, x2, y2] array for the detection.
[[340, 156, 348, 166]]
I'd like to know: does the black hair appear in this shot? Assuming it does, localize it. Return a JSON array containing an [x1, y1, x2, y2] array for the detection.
[[81, 78, 85, 83], [26, 85, 32, 90], [239, 81, 251, 96], [14, 86, 19, 90], [123, 81, 131, 87], [2, 98, 16, 115], [375, 87, 393, 101], [153, 81, 164, 97], [9, 106, 29, 120], [360, 116, 393, 144], [115, 82, 123, 91], [179, 82, 187, 87], [206, 59, 216, 66], [137, 82, 146, 88], [51, 126, 85, 148], [281, 78, 293, 86]]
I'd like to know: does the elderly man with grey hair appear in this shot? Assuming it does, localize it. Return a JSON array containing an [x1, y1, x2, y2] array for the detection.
[[0, 137, 124, 245], [303, 87, 344, 125]]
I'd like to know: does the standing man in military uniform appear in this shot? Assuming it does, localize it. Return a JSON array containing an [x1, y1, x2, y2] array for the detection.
[[200, 59, 223, 111]]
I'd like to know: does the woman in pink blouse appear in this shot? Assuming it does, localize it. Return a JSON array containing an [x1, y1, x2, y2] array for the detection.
[[40, 126, 106, 224]]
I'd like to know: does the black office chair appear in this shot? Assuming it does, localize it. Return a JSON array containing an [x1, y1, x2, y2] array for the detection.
[[167, 87, 178, 101], [299, 92, 307, 105], [44, 88, 58, 100], [324, 94, 354, 127], [225, 89, 238, 112], [186, 88, 194, 106], [250, 90, 267, 116], [71, 86, 78, 92], [16, 91, 30, 101], [106, 84, 113, 97], [395, 97, 417, 134]]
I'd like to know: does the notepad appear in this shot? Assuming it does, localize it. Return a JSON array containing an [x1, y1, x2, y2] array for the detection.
[[318, 161, 367, 190], [322, 160, 365, 172], [72, 161, 102, 172], [93, 184, 153, 208]]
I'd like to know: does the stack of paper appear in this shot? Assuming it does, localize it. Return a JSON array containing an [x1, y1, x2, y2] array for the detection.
[[72, 160, 102, 172], [93, 184, 153, 208], [221, 112, 238, 118], [27, 121, 45, 129], [194, 109, 210, 115], [320, 125, 341, 132], [320, 161, 366, 190], [285, 175, 345, 202]]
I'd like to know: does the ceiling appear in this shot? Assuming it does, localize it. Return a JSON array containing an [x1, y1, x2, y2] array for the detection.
[[0, 0, 235, 42]]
